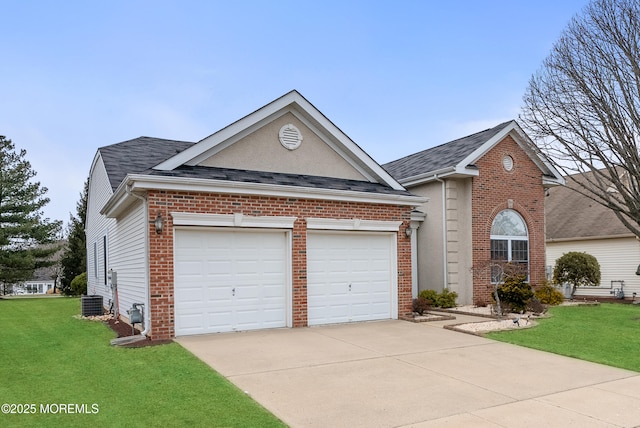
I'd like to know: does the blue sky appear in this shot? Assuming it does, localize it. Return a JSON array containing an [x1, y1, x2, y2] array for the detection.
[[1, 0, 588, 227]]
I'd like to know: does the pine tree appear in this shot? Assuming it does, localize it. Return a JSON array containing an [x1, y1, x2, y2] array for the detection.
[[59, 179, 88, 295], [0, 136, 62, 294]]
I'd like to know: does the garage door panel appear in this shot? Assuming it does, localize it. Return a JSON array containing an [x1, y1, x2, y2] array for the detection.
[[175, 229, 288, 336], [308, 232, 395, 326]]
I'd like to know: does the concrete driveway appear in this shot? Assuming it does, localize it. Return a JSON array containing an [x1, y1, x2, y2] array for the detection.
[[176, 317, 640, 427]]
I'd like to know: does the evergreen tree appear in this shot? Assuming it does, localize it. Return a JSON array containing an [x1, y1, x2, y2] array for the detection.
[[59, 179, 88, 295], [0, 136, 62, 294]]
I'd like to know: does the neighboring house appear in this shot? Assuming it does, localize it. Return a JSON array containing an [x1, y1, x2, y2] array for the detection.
[[384, 121, 564, 305], [86, 91, 425, 339], [9, 243, 62, 295], [546, 174, 640, 300]]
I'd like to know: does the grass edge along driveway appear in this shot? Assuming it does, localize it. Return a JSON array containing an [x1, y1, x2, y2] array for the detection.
[[487, 303, 640, 373], [0, 297, 286, 428]]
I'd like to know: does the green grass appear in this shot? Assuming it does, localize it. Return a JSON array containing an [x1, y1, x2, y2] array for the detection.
[[0, 297, 286, 427], [487, 303, 640, 372]]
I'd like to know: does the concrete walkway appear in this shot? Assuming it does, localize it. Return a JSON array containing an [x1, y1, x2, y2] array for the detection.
[[177, 318, 640, 427]]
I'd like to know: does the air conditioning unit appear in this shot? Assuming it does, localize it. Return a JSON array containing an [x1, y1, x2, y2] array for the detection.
[[81, 295, 104, 316]]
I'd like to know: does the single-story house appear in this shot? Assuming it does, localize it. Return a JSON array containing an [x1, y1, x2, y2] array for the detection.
[[546, 174, 640, 300], [87, 91, 566, 339], [383, 121, 564, 305], [86, 91, 426, 339]]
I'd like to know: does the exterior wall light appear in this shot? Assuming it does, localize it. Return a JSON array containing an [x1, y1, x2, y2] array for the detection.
[[153, 212, 164, 234]]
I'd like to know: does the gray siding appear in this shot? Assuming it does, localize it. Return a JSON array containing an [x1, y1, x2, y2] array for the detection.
[[109, 199, 147, 321]]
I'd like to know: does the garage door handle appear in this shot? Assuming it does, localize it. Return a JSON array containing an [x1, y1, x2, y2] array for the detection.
[[348, 283, 351, 291], [232, 287, 236, 296]]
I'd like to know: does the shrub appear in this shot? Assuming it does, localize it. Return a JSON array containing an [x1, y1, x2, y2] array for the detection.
[[70, 272, 87, 296], [534, 281, 565, 305], [526, 296, 547, 314], [412, 297, 432, 315], [417, 289, 458, 308], [418, 289, 439, 304], [496, 273, 533, 313], [437, 289, 458, 308], [553, 251, 600, 299]]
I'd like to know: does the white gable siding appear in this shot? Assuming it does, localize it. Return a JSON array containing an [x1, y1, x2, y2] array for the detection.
[[109, 199, 147, 322], [86, 155, 115, 305], [547, 237, 640, 299]]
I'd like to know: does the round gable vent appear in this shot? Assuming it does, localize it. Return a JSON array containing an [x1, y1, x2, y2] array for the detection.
[[279, 124, 303, 150]]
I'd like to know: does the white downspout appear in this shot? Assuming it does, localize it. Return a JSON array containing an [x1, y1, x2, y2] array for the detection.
[[126, 184, 150, 337], [434, 175, 448, 290]]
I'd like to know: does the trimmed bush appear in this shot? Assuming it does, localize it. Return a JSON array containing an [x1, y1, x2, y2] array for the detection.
[[418, 289, 439, 304], [437, 289, 458, 308], [496, 273, 533, 313], [418, 289, 458, 308], [534, 281, 565, 305], [553, 251, 600, 299]]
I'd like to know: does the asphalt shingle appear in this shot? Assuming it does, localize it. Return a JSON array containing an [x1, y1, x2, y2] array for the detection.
[[383, 121, 512, 181]]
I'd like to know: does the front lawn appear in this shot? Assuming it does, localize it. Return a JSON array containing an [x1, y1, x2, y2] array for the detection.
[[0, 297, 285, 427], [487, 303, 640, 372]]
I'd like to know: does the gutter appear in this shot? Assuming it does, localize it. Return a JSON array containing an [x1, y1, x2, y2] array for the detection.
[[102, 174, 427, 219]]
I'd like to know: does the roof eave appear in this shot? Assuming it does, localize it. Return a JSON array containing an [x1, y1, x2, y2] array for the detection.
[[101, 174, 427, 218], [398, 166, 479, 187]]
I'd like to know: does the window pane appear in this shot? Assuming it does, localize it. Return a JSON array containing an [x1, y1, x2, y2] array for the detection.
[[491, 210, 527, 236], [490, 239, 508, 261], [511, 240, 528, 262]]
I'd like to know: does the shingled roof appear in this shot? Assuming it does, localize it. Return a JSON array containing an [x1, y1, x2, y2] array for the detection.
[[545, 174, 632, 241], [383, 121, 512, 182], [98, 136, 414, 197], [99, 137, 195, 191]]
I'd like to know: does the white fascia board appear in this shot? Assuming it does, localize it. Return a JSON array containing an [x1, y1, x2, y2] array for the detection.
[[306, 217, 402, 231], [186, 109, 289, 167], [456, 120, 517, 169], [286, 96, 406, 191], [99, 179, 137, 217], [152, 90, 406, 191], [153, 91, 302, 171], [398, 166, 478, 188], [457, 120, 565, 187], [172, 212, 296, 229], [511, 122, 565, 183], [543, 175, 565, 187], [101, 174, 426, 218]]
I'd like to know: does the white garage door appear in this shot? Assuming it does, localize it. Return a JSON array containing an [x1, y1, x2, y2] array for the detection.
[[307, 232, 396, 326], [174, 228, 288, 336]]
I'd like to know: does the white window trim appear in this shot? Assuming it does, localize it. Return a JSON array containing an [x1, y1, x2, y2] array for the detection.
[[490, 209, 529, 283], [306, 218, 402, 232], [171, 212, 296, 229]]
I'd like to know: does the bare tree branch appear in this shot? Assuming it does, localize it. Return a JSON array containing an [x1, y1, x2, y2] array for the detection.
[[521, 0, 640, 237]]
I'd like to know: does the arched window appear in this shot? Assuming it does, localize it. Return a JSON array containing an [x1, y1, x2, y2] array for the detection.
[[490, 209, 528, 282]]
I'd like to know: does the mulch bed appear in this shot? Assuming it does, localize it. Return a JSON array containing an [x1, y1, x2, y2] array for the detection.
[[106, 317, 173, 348]]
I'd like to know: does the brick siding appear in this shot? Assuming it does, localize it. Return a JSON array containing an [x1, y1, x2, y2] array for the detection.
[[146, 191, 414, 339], [471, 136, 546, 304]]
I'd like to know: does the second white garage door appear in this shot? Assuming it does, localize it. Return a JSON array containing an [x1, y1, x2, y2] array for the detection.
[[174, 228, 288, 336], [307, 231, 396, 326]]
